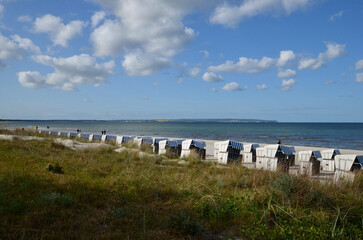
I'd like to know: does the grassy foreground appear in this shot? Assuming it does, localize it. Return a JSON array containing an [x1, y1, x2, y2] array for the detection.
[[0, 132, 362, 239]]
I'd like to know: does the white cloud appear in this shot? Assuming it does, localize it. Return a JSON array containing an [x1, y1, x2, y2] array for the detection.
[[91, 0, 198, 76], [17, 15, 32, 22], [323, 80, 337, 85], [356, 73, 363, 83], [122, 52, 171, 76], [277, 50, 296, 66], [222, 82, 247, 91], [0, 33, 39, 67], [18, 54, 114, 90], [280, 79, 296, 91], [200, 50, 209, 58], [257, 84, 268, 90], [33, 14, 86, 47], [91, 11, 106, 28], [210, 88, 217, 92], [330, 10, 343, 21], [298, 42, 347, 70], [188, 67, 200, 77], [278, 68, 296, 78], [152, 81, 160, 86], [11, 35, 40, 53], [210, 0, 313, 27], [18, 72, 46, 88], [208, 56, 275, 73], [139, 96, 149, 100], [202, 72, 224, 82], [0, 33, 25, 66], [354, 59, 363, 70]]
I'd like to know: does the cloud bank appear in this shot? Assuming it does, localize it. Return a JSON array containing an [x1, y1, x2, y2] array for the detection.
[[18, 54, 114, 91]]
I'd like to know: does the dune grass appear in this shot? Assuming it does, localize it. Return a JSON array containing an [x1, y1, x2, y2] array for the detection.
[[0, 132, 362, 239]]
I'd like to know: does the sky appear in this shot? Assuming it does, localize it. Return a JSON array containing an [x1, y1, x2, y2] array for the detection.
[[0, 0, 362, 122]]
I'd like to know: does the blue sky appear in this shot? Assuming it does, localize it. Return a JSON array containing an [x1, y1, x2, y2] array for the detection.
[[0, 0, 362, 122]]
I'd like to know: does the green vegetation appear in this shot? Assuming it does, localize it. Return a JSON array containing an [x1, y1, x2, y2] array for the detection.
[[0, 132, 362, 239]]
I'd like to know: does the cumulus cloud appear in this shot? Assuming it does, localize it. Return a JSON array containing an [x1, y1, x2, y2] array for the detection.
[[278, 68, 296, 78], [202, 72, 224, 82], [257, 84, 268, 90], [209, 56, 275, 74], [323, 80, 337, 85], [122, 52, 171, 76], [188, 67, 201, 77], [210, 88, 217, 92], [222, 82, 247, 91], [277, 50, 296, 66], [298, 42, 347, 70], [210, 0, 313, 27], [354, 59, 363, 70], [18, 54, 114, 90], [280, 79, 296, 91], [330, 10, 343, 21], [91, 11, 106, 28], [17, 15, 32, 22], [90, 0, 198, 76], [33, 14, 86, 47], [0, 33, 39, 67], [11, 35, 40, 53], [356, 73, 363, 83]]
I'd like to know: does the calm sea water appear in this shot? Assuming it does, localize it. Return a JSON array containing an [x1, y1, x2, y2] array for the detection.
[[1, 120, 363, 150]]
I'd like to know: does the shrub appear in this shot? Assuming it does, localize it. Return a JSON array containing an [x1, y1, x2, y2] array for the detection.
[[170, 210, 203, 237], [112, 207, 131, 219], [40, 192, 74, 207], [46, 162, 64, 174], [51, 141, 66, 150], [140, 143, 153, 154]]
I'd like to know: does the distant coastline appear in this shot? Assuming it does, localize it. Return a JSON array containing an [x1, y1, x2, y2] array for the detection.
[[0, 119, 278, 123]]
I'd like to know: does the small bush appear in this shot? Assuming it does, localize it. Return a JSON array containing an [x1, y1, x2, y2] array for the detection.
[[170, 210, 203, 237], [51, 141, 66, 150], [46, 162, 64, 174], [184, 149, 202, 163], [40, 192, 74, 207], [122, 141, 139, 149], [140, 143, 153, 154], [112, 207, 131, 219]]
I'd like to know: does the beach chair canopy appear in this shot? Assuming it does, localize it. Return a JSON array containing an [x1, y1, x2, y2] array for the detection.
[[218, 140, 243, 152], [81, 133, 90, 139], [296, 150, 322, 163], [321, 149, 341, 159], [153, 138, 168, 144], [264, 144, 295, 158], [335, 155, 363, 171], [142, 137, 153, 145], [106, 135, 117, 141], [93, 134, 102, 140], [70, 133, 78, 137], [182, 139, 206, 149], [168, 140, 184, 148], [244, 144, 260, 152]]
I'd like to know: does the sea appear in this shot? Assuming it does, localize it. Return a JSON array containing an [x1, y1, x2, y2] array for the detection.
[[1, 120, 363, 150]]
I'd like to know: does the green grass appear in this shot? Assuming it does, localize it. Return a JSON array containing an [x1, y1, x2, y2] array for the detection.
[[0, 132, 362, 239]]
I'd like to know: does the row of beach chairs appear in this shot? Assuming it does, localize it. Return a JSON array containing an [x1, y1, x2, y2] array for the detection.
[[41, 130, 362, 182], [40, 130, 206, 160], [214, 140, 362, 182]]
